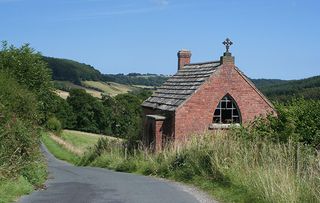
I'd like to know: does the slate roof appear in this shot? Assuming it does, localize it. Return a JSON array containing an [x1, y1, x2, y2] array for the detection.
[[141, 61, 221, 111]]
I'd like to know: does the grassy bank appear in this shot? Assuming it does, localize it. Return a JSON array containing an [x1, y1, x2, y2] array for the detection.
[[41, 130, 114, 165], [0, 138, 47, 203], [80, 133, 320, 203], [0, 177, 34, 203], [41, 133, 80, 164], [61, 130, 103, 151]]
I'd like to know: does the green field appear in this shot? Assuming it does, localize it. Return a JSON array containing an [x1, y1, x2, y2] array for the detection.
[[54, 80, 143, 99], [42, 133, 80, 164], [82, 81, 139, 96], [61, 130, 102, 151], [42, 130, 122, 165], [54, 81, 103, 98]]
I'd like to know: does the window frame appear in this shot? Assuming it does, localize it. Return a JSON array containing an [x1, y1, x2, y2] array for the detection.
[[213, 94, 241, 124]]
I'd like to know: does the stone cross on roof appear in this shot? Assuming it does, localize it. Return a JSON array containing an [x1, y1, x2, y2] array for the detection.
[[223, 38, 233, 53]]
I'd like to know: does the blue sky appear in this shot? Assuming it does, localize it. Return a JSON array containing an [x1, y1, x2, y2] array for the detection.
[[0, 0, 319, 79]]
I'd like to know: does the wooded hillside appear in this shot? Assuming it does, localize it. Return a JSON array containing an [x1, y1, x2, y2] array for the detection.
[[44, 56, 320, 101], [43, 56, 102, 84]]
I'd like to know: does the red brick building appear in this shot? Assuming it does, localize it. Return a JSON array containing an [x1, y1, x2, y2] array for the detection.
[[141, 39, 275, 151]]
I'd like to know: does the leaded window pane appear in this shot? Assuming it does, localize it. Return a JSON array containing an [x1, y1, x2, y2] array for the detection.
[[213, 95, 241, 124]]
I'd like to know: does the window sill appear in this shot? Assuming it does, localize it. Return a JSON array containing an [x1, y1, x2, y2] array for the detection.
[[208, 123, 240, 129]]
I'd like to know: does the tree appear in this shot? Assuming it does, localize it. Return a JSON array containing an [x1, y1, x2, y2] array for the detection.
[[67, 89, 107, 133], [50, 95, 76, 129], [0, 41, 54, 123]]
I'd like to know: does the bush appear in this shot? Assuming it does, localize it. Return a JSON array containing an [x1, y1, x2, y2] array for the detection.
[[46, 117, 62, 135], [0, 42, 48, 202], [236, 98, 320, 148], [0, 42, 54, 124], [0, 72, 41, 179]]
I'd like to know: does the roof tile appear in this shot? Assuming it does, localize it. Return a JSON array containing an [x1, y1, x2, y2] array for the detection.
[[142, 61, 221, 111]]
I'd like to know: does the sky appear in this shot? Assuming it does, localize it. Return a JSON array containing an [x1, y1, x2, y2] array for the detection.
[[0, 0, 319, 79]]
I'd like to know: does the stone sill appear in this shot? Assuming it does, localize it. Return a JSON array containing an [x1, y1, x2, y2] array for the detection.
[[208, 123, 240, 130], [146, 114, 166, 120]]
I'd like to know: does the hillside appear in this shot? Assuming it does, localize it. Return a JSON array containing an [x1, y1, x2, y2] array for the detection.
[[54, 81, 103, 98], [43, 56, 102, 84], [82, 81, 140, 97], [251, 76, 320, 101], [43, 56, 168, 87], [44, 56, 319, 101], [103, 73, 168, 87]]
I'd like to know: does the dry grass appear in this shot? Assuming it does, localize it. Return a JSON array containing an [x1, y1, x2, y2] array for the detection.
[[54, 81, 102, 98], [54, 89, 69, 99], [49, 133, 84, 155], [47, 130, 123, 156], [81, 132, 320, 203], [132, 85, 155, 89], [82, 81, 138, 96], [63, 130, 122, 141]]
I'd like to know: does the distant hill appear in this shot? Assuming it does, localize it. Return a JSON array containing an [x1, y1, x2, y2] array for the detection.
[[103, 73, 168, 87], [44, 57, 168, 87], [44, 56, 319, 101], [251, 79, 287, 88], [251, 76, 320, 101], [43, 56, 102, 84]]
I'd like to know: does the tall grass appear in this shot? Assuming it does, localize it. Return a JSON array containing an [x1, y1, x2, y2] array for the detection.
[[80, 133, 320, 203]]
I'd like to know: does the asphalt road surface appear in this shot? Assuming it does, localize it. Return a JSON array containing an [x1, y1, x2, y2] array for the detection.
[[19, 144, 214, 203]]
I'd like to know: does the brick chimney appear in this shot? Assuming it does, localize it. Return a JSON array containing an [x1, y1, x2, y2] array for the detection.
[[177, 49, 191, 70]]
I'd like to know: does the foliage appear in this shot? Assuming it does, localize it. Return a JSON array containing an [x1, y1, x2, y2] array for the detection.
[[104, 93, 143, 140], [64, 88, 151, 142], [0, 43, 49, 202], [46, 117, 62, 135], [0, 72, 40, 178], [50, 95, 76, 129], [252, 76, 320, 101], [67, 89, 106, 133], [0, 75, 47, 202], [43, 56, 102, 84], [46, 55, 167, 88], [235, 98, 320, 148], [0, 71, 39, 122], [0, 41, 55, 123]]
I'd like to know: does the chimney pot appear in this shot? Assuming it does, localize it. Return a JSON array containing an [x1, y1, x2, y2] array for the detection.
[[177, 50, 191, 70]]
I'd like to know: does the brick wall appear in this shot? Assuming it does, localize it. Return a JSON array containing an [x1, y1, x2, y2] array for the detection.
[[174, 64, 275, 142], [142, 108, 175, 149]]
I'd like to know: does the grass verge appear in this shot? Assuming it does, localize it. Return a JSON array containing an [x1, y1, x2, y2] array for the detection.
[[0, 176, 33, 203], [41, 133, 80, 164], [0, 153, 47, 203], [79, 133, 320, 203]]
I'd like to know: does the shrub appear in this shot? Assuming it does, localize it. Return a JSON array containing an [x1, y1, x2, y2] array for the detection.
[[46, 117, 62, 135], [235, 98, 320, 148]]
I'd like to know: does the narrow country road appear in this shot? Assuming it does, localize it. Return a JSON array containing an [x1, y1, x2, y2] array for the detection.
[[18, 144, 214, 203]]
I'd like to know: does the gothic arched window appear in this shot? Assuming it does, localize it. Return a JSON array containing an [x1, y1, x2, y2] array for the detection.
[[213, 95, 241, 124]]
